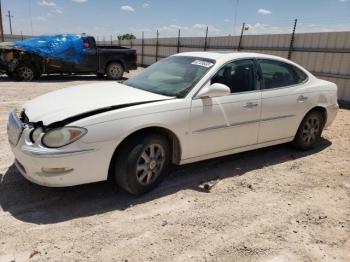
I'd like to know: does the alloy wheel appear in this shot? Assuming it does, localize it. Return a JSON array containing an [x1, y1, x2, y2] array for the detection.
[[109, 64, 122, 78], [17, 66, 34, 81], [135, 144, 165, 186], [302, 115, 320, 144]]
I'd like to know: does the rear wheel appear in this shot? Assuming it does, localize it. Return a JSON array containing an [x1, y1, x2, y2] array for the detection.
[[106, 62, 124, 80], [293, 110, 324, 150], [113, 135, 170, 195]]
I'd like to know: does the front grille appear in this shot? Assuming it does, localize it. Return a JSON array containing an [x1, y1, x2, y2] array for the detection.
[[7, 110, 24, 147]]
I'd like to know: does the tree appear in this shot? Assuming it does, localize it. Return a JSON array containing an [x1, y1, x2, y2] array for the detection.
[[117, 33, 136, 40]]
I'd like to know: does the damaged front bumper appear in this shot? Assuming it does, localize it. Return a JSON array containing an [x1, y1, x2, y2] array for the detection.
[[7, 110, 111, 187]]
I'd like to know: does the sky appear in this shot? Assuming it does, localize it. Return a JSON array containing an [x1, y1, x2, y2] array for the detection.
[[1, 0, 350, 39]]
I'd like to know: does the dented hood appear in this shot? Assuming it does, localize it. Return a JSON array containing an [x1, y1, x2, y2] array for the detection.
[[23, 82, 172, 125]]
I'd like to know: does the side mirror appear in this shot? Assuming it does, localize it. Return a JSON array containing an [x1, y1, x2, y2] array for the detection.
[[196, 83, 231, 98]]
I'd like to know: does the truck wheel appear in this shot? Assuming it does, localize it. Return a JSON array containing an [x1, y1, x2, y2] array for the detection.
[[106, 62, 124, 80], [15, 64, 36, 81], [113, 135, 170, 195]]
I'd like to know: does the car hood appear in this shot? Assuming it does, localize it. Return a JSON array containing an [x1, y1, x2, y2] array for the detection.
[[23, 82, 172, 125]]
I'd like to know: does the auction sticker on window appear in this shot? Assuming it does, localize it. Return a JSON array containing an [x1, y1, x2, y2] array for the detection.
[[191, 60, 214, 68]]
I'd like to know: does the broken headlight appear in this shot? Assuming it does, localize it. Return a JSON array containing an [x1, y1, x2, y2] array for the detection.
[[42, 127, 87, 148], [30, 127, 44, 143]]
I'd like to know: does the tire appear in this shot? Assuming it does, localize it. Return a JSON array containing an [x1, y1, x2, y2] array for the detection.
[[293, 110, 324, 150], [114, 135, 170, 195], [106, 62, 124, 80], [14, 64, 36, 81]]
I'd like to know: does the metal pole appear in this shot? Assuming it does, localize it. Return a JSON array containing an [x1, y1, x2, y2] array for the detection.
[[177, 29, 181, 53], [21, 31, 23, 40], [141, 31, 144, 66], [110, 35, 112, 45], [204, 26, 208, 51], [6, 10, 13, 35], [238, 22, 245, 51], [130, 37, 132, 48], [288, 19, 298, 60], [155, 30, 159, 62], [0, 0, 4, 42]]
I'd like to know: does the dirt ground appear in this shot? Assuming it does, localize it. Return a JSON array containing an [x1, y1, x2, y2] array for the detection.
[[0, 71, 349, 262]]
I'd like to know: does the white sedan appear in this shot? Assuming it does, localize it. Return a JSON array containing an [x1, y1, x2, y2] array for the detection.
[[7, 52, 339, 194]]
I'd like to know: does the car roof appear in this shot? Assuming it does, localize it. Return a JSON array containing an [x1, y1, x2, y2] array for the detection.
[[174, 51, 292, 63]]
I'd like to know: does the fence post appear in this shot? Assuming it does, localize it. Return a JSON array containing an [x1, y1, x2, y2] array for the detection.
[[0, 0, 4, 42], [141, 31, 144, 67], [177, 29, 181, 53], [204, 26, 208, 51], [238, 22, 245, 51], [155, 30, 159, 62], [288, 19, 297, 59]]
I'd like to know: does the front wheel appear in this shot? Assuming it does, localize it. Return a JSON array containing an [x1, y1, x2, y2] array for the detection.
[[14, 64, 36, 81], [293, 110, 324, 150], [106, 62, 124, 80], [114, 135, 170, 195]]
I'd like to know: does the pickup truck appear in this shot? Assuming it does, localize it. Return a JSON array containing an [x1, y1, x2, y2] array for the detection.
[[0, 35, 137, 81]]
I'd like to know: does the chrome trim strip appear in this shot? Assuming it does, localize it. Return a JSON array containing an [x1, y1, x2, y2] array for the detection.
[[193, 119, 259, 133], [260, 114, 296, 122], [22, 146, 95, 158], [193, 114, 295, 134]]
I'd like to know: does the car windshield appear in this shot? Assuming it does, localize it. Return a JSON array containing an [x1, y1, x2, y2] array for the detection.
[[124, 56, 215, 97]]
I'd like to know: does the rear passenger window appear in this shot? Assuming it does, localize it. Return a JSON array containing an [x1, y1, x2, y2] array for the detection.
[[258, 60, 306, 89], [293, 66, 308, 83]]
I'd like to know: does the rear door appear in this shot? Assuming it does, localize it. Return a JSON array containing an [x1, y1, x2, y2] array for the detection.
[[258, 59, 310, 143], [189, 59, 262, 159]]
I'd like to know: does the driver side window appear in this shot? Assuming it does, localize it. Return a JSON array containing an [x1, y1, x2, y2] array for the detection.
[[211, 59, 256, 93]]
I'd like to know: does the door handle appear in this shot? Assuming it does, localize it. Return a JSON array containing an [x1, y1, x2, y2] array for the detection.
[[243, 102, 258, 109], [297, 95, 308, 102]]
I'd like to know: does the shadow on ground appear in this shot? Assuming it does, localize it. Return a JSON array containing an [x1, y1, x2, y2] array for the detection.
[[0, 139, 331, 224]]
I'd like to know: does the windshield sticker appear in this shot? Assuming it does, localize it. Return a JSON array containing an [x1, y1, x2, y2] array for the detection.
[[191, 60, 214, 68]]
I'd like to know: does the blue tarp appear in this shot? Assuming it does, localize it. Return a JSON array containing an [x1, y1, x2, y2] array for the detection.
[[14, 34, 87, 64]]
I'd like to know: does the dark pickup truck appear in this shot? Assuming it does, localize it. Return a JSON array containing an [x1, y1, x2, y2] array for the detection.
[[0, 35, 137, 81]]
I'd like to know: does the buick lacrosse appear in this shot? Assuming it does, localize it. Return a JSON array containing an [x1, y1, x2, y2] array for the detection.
[[7, 52, 339, 194]]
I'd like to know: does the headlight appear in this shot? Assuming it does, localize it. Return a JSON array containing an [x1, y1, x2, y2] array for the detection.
[[42, 127, 87, 148], [30, 127, 43, 143]]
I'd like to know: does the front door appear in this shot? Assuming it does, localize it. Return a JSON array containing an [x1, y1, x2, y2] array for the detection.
[[188, 59, 262, 159]]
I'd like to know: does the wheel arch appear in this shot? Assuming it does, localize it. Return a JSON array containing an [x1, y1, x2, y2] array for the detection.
[[107, 126, 182, 180], [304, 106, 328, 126], [104, 59, 126, 73]]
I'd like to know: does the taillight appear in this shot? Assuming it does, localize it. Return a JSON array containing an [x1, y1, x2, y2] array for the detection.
[[132, 53, 137, 64]]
